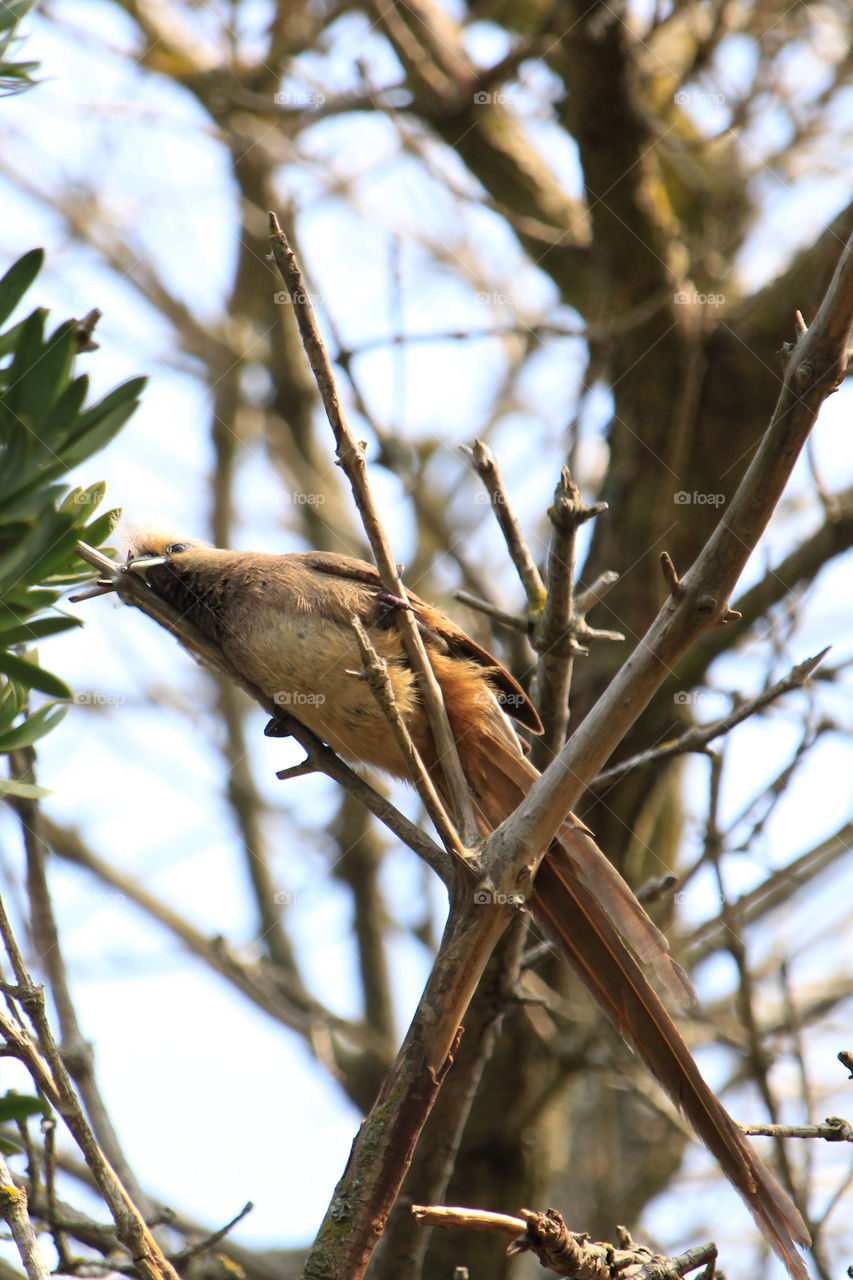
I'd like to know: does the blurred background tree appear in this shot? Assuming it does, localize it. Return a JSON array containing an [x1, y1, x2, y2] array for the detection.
[[1, 0, 853, 1277]]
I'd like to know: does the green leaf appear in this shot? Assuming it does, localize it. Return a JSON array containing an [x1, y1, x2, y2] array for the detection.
[[68, 375, 147, 442], [80, 508, 120, 551], [0, 315, 27, 360], [0, 62, 38, 95], [0, 615, 82, 645], [0, 250, 42, 329], [27, 320, 77, 425], [43, 373, 89, 440], [0, 651, 71, 700], [62, 377, 146, 469], [6, 316, 75, 428], [0, 679, 25, 724], [59, 480, 105, 518], [0, 778, 49, 800], [0, 246, 143, 760], [0, 0, 34, 34], [0, 512, 78, 596], [0, 702, 67, 751], [0, 1094, 48, 1123], [0, 396, 35, 490], [2, 308, 45, 423], [0, 1, 38, 96], [0, 589, 61, 618]]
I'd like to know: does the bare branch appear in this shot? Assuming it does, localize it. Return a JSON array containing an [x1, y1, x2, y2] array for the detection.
[[268, 214, 479, 846], [490, 228, 853, 875], [0, 1158, 52, 1280], [533, 467, 610, 764], [350, 614, 466, 861], [590, 649, 829, 790], [8, 748, 152, 1217], [0, 895, 179, 1280], [460, 439, 546, 609], [740, 1119, 853, 1142], [412, 1205, 717, 1279]]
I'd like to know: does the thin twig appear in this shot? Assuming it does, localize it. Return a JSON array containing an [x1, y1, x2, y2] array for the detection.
[[487, 227, 853, 880], [705, 755, 802, 1214], [574, 570, 619, 616], [452, 590, 530, 634], [0, 1156, 52, 1280], [268, 213, 479, 847], [739, 1118, 853, 1142], [590, 649, 829, 790], [411, 1204, 717, 1279], [0, 897, 179, 1280], [460, 439, 546, 610], [411, 1205, 524, 1235], [167, 1201, 255, 1264], [685, 819, 853, 966], [9, 748, 153, 1218], [349, 616, 468, 861], [532, 467, 609, 765]]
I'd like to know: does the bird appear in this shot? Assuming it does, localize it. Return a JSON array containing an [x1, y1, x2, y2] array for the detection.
[[119, 530, 810, 1277]]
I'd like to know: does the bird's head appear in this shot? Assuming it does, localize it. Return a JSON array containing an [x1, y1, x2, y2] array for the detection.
[[120, 524, 210, 570]]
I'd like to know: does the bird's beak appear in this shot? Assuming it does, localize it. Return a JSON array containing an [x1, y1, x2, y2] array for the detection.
[[125, 555, 169, 573]]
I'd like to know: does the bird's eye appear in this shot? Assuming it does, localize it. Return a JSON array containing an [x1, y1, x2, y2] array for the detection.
[[166, 543, 191, 555]]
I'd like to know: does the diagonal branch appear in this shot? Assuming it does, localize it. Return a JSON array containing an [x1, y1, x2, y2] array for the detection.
[[300, 225, 853, 1280], [590, 649, 829, 791], [489, 227, 853, 875], [268, 214, 479, 848]]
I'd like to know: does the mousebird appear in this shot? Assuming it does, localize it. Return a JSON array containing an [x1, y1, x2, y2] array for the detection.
[[120, 531, 810, 1276]]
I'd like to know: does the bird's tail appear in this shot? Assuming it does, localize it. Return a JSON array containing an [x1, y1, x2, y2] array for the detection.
[[458, 722, 810, 1278]]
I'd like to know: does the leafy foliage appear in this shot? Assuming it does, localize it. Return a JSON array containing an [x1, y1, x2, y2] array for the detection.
[[0, 0, 38, 96], [0, 1090, 51, 1154], [0, 249, 145, 794]]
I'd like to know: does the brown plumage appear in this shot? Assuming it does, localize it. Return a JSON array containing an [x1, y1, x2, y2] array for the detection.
[[124, 532, 810, 1276]]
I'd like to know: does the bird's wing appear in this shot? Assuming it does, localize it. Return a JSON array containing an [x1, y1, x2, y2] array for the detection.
[[299, 551, 543, 734]]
